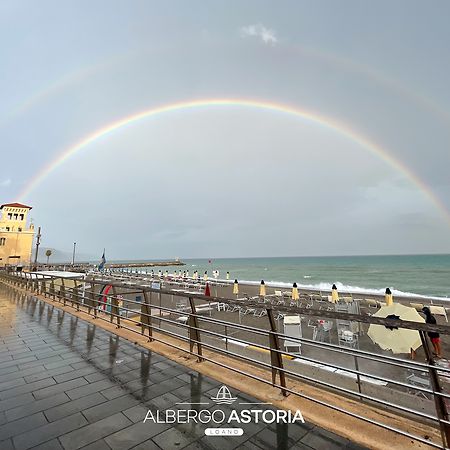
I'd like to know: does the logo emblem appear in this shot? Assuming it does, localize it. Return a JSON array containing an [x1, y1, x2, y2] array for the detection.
[[211, 385, 237, 404]]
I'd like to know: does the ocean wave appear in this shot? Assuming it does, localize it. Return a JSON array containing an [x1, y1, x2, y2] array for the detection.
[[231, 279, 449, 301]]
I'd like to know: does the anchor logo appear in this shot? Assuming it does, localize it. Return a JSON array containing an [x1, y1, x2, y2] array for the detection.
[[210, 385, 237, 405]]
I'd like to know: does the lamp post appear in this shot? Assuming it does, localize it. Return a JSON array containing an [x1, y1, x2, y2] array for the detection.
[[72, 242, 76, 265]]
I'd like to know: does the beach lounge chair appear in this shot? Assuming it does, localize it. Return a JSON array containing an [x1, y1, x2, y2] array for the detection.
[[429, 305, 448, 322], [410, 302, 424, 311]]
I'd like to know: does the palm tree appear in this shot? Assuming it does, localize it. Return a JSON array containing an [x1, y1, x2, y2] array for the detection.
[[45, 249, 52, 264]]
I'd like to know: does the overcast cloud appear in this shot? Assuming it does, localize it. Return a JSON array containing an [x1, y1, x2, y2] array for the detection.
[[0, 0, 449, 259]]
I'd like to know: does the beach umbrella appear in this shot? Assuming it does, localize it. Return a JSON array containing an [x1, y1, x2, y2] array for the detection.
[[331, 284, 339, 303], [292, 283, 299, 301], [204, 271, 208, 281], [259, 280, 266, 297], [233, 279, 239, 295], [226, 272, 230, 280], [194, 271, 198, 280], [164, 270, 169, 278], [385, 287, 393, 306], [367, 303, 425, 354], [186, 270, 189, 278], [204, 283, 211, 297], [158, 270, 162, 278]]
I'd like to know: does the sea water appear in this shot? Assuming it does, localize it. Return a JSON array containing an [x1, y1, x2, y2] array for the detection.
[[128, 254, 450, 299]]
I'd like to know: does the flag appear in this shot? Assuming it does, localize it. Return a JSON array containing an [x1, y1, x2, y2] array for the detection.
[[98, 250, 106, 271]]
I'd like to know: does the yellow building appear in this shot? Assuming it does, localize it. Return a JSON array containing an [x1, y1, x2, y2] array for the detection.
[[0, 203, 35, 267]]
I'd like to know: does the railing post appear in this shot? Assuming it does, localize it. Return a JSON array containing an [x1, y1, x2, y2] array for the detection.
[[72, 283, 80, 311], [420, 330, 450, 448], [266, 308, 288, 397], [50, 279, 56, 300], [60, 279, 66, 306], [141, 290, 153, 341], [111, 286, 120, 327], [188, 296, 203, 362]]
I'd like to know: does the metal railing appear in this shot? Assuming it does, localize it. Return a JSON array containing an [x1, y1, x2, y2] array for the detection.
[[1, 270, 450, 449]]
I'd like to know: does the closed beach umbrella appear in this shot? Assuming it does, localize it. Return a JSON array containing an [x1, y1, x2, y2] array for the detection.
[[331, 284, 339, 303], [233, 279, 239, 295], [204, 283, 211, 297], [226, 272, 230, 280], [385, 287, 393, 306], [368, 303, 425, 354], [259, 280, 266, 297], [186, 270, 189, 278], [164, 270, 168, 278], [194, 271, 198, 280], [158, 270, 162, 278], [204, 271, 208, 281], [292, 283, 299, 301]]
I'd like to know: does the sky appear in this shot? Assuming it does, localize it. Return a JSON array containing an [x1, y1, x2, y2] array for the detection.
[[1, 0, 450, 260]]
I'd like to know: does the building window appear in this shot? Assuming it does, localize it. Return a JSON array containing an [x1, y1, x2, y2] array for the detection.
[[5, 227, 9, 231], [7, 213, 12, 220], [0, 238, 5, 246], [18, 228, 22, 232], [19, 214, 24, 220], [13, 214, 18, 220]]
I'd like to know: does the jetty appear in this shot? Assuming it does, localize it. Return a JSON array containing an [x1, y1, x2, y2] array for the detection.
[[26, 260, 185, 273]]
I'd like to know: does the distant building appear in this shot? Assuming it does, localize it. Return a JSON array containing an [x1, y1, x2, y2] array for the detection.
[[0, 203, 35, 267]]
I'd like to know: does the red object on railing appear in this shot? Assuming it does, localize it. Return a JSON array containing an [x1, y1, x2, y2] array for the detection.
[[204, 283, 211, 297]]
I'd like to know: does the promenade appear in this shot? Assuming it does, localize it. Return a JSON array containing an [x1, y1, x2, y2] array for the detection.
[[0, 287, 361, 450]]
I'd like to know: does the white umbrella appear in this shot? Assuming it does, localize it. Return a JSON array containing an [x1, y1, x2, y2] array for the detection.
[[368, 303, 425, 354]]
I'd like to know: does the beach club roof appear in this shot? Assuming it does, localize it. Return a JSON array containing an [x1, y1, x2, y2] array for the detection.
[[0, 202, 32, 210]]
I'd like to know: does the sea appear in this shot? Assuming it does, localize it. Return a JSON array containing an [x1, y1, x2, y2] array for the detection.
[[123, 254, 450, 300]]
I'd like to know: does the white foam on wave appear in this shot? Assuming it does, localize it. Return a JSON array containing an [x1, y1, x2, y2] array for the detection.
[[232, 279, 449, 301]]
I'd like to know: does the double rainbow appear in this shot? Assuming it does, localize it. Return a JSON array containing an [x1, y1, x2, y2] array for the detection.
[[18, 98, 449, 223]]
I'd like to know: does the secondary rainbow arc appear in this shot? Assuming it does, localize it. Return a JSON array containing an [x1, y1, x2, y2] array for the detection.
[[17, 98, 450, 223]]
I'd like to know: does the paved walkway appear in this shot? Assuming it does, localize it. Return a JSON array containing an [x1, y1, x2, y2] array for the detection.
[[0, 286, 365, 450]]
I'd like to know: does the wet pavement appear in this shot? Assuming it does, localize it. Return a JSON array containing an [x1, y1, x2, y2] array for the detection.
[[0, 287, 365, 450]]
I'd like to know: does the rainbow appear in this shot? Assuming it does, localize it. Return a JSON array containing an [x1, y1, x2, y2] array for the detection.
[[18, 98, 450, 223]]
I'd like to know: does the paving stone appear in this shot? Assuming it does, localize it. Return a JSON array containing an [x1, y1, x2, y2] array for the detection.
[[33, 377, 88, 400], [66, 379, 115, 400], [0, 392, 34, 412], [105, 420, 170, 450], [30, 438, 64, 450], [59, 412, 132, 450], [0, 377, 25, 392], [13, 412, 87, 450], [0, 411, 47, 440], [152, 427, 199, 449], [78, 439, 112, 450], [83, 395, 140, 423], [299, 428, 350, 449], [122, 404, 152, 423], [5, 392, 69, 421], [0, 438, 14, 450]]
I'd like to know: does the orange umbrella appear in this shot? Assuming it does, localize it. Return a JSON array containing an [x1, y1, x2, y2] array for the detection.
[[292, 283, 299, 301]]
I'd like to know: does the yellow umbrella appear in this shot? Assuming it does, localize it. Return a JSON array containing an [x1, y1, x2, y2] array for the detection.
[[204, 271, 208, 281], [233, 280, 239, 295], [385, 287, 393, 306], [292, 283, 299, 301], [259, 280, 266, 297], [368, 303, 425, 354], [331, 284, 339, 303]]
